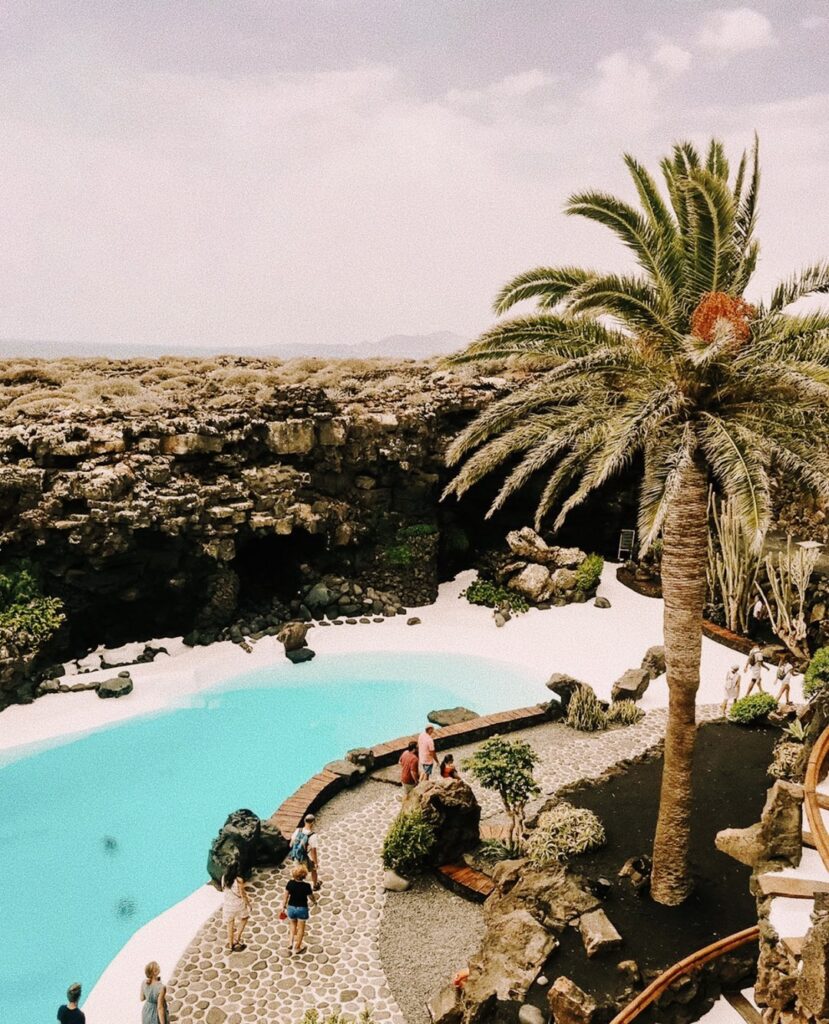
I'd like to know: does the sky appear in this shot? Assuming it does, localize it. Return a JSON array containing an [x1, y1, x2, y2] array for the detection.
[[0, 1, 828, 352]]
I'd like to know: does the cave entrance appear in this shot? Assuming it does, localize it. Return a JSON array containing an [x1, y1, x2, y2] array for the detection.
[[233, 530, 328, 609]]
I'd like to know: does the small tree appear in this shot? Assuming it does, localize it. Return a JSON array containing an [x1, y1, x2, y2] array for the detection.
[[462, 736, 540, 851]]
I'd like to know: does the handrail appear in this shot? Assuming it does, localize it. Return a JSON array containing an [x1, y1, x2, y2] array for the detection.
[[608, 926, 759, 1024], [804, 724, 829, 873]]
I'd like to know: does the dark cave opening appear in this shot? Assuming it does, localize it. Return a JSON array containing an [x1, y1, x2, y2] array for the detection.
[[232, 530, 328, 609]]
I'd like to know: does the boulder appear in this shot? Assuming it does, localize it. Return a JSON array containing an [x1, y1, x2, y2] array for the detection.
[[518, 1005, 545, 1024], [277, 620, 312, 653], [594, 597, 611, 609], [407, 617, 421, 625], [549, 546, 587, 569], [206, 832, 243, 887], [305, 582, 331, 609], [286, 648, 315, 664], [428, 707, 478, 727], [96, 672, 134, 699], [508, 564, 555, 603], [611, 667, 650, 702], [206, 808, 261, 884], [324, 759, 365, 785], [403, 778, 481, 864], [578, 909, 622, 957], [550, 568, 578, 592], [640, 645, 666, 679], [545, 673, 586, 712], [383, 868, 411, 892], [253, 823, 290, 866], [506, 527, 556, 565], [427, 983, 463, 1024], [716, 779, 802, 870], [547, 976, 597, 1024], [346, 747, 376, 772], [463, 908, 558, 1010], [797, 894, 829, 1018]]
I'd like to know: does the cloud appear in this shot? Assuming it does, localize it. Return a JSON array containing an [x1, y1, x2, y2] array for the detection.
[[651, 43, 692, 75], [801, 15, 827, 30], [698, 7, 776, 53], [584, 51, 656, 109]]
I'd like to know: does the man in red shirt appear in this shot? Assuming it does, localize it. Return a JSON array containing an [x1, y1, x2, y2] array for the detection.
[[398, 740, 420, 797]]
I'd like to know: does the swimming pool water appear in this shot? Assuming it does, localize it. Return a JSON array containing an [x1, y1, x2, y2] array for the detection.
[[0, 651, 541, 1022]]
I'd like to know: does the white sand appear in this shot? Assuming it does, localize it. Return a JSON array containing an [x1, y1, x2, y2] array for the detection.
[[0, 564, 802, 1017]]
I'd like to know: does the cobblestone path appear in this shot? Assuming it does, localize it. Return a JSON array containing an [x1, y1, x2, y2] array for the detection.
[[167, 706, 721, 1024]]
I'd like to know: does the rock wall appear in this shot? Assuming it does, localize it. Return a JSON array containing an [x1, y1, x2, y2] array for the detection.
[[0, 361, 511, 706]]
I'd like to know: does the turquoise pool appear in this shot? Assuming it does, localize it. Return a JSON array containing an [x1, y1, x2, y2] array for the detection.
[[0, 651, 541, 1022]]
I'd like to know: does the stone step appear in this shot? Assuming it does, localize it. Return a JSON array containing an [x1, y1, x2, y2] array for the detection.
[[758, 874, 829, 898], [724, 991, 763, 1024]]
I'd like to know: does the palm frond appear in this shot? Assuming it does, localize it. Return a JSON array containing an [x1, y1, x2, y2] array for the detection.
[[734, 134, 760, 256], [682, 168, 738, 294], [706, 139, 729, 180], [699, 414, 770, 547], [566, 274, 676, 338], [637, 425, 696, 551], [493, 266, 595, 315], [768, 261, 829, 313], [450, 314, 629, 364]]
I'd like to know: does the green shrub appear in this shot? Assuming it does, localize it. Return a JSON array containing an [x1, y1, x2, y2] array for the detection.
[[461, 578, 529, 614], [804, 648, 829, 699], [575, 553, 604, 593], [397, 524, 437, 539], [526, 802, 606, 867], [385, 544, 414, 567], [784, 720, 807, 742], [606, 699, 645, 726], [768, 740, 806, 782], [0, 561, 65, 649], [476, 838, 517, 863], [565, 686, 608, 731], [381, 809, 437, 876], [728, 692, 777, 724], [297, 1011, 375, 1024]]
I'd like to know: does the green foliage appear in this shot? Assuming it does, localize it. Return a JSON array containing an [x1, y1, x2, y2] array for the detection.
[[442, 525, 470, 555], [783, 719, 807, 743], [575, 553, 604, 593], [297, 1011, 375, 1024], [381, 809, 437, 876], [728, 692, 777, 724], [526, 802, 606, 868], [565, 686, 608, 731], [384, 544, 414, 567], [461, 578, 529, 613], [397, 524, 437, 539], [0, 561, 65, 649], [606, 699, 645, 726], [476, 838, 517, 863], [804, 648, 829, 699], [462, 736, 540, 814], [768, 740, 805, 782]]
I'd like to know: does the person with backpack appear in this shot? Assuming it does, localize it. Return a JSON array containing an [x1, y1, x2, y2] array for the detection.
[[744, 645, 767, 695], [775, 659, 795, 705], [289, 813, 321, 890]]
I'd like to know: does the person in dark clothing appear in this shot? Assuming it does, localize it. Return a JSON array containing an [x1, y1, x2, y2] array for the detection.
[[57, 983, 85, 1024], [281, 862, 317, 955]]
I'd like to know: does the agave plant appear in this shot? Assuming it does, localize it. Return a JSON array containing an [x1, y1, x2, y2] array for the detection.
[[444, 137, 829, 905]]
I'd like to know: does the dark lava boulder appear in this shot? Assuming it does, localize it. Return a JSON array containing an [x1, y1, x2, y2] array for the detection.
[[403, 777, 481, 864], [254, 822, 291, 867], [96, 672, 134, 699], [428, 706, 478, 727], [206, 808, 261, 884]]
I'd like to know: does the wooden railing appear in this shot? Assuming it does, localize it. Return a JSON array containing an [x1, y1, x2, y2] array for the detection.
[[804, 724, 829, 872], [608, 926, 759, 1024]]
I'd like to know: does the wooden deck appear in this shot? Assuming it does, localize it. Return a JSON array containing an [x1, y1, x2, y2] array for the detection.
[[436, 863, 496, 903]]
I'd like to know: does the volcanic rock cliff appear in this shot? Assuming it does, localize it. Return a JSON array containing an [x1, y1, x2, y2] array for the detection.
[[0, 356, 515, 704]]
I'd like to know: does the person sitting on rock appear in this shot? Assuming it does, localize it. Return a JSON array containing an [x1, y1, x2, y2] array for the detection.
[[744, 646, 767, 695], [440, 753, 459, 780]]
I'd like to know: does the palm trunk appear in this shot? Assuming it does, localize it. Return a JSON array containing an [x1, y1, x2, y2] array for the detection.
[[650, 453, 709, 906]]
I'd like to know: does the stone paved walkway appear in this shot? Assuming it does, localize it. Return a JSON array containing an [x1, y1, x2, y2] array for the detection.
[[167, 706, 721, 1024]]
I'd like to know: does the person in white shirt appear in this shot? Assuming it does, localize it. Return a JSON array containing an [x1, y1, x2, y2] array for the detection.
[[722, 665, 741, 717], [744, 646, 767, 695], [775, 659, 794, 705]]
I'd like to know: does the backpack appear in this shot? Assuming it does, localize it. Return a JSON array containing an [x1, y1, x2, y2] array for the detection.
[[289, 828, 314, 863], [749, 650, 763, 667]]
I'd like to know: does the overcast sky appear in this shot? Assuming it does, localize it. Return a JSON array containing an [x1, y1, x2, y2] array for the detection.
[[1, 1, 828, 352]]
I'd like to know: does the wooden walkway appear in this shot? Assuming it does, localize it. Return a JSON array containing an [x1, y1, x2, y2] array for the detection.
[[436, 863, 496, 903]]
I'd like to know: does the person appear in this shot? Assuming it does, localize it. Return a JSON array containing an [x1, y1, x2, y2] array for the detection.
[[290, 813, 321, 890], [744, 645, 767, 695], [749, 594, 768, 640], [776, 658, 795, 705], [140, 961, 166, 1024], [722, 665, 740, 717], [440, 753, 459, 779], [398, 740, 420, 796], [282, 862, 316, 955], [222, 861, 251, 952], [418, 725, 440, 778], [57, 982, 85, 1024]]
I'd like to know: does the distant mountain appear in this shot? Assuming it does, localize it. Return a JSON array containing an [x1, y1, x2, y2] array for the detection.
[[0, 330, 471, 362]]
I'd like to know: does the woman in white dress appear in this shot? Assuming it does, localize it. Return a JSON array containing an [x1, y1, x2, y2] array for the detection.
[[222, 862, 251, 952]]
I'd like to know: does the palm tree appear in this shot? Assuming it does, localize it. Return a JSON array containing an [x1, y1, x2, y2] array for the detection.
[[443, 137, 829, 905]]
